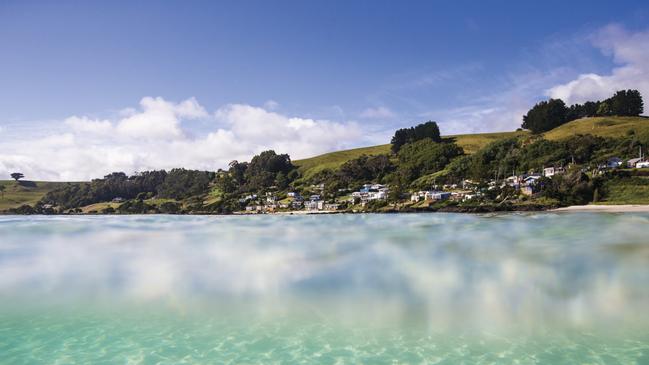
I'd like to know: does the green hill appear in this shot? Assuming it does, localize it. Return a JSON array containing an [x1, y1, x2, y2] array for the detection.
[[0, 181, 73, 211], [294, 144, 392, 180], [294, 116, 648, 180], [544, 116, 649, 140], [294, 131, 526, 180]]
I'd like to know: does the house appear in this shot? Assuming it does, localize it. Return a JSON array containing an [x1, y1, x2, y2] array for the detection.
[[291, 200, 303, 209], [431, 192, 451, 201], [410, 190, 449, 202], [304, 200, 325, 211], [607, 157, 623, 168], [523, 175, 542, 185], [112, 197, 125, 203], [628, 157, 644, 168], [520, 175, 542, 196], [543, 167, 565, 177], [287, 192, 298, 197], [309, 194, 321, 201], [637, 161, 649, 168], [266, 192, 277, 203], [504, 175, 522, 188]]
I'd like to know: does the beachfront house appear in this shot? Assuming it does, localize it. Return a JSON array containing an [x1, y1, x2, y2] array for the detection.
[[410, 191, 450, 202], [304, 200, 325, 211]]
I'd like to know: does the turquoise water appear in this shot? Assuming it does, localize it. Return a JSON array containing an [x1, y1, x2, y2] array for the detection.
[[0, 213, 648, 364]]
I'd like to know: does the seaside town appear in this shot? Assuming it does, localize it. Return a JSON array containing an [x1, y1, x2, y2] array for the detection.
[[237, 152, 649, 214], [1, 89, 648, 215]]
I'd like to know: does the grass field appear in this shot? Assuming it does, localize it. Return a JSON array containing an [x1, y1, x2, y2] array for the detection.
[[544, 116, 649, 140], [294, 144, 392, 180], [0, 181, 71, 211]]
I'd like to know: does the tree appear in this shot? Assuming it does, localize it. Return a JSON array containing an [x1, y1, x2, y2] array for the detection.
[[396, 139, 463, 184], [607, 89, 644, 116], [521, 99, 569, 134], [0, 185, 5, 199], [243, 150, 295, 191], [10, 172, 24, 181], [391, 121, 442, 153]]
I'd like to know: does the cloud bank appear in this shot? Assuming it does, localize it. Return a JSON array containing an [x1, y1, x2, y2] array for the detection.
[[0, 97, 362, 181], [547, 25, 649, 105]]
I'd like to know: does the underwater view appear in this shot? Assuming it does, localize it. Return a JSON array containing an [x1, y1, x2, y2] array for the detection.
[[1, 213, 648, 364]]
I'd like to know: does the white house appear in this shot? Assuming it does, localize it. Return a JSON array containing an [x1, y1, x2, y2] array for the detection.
[[636, 161, 649, 168], [543, 167, 565, 177], [304, 200, 325, 211], [628, 158, 644, 168]]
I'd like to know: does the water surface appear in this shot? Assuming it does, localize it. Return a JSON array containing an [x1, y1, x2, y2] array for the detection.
[[1, 213, 648, 364]]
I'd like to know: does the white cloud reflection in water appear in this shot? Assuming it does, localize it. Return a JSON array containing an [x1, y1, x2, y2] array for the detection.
[[0, 213, 648, 334]]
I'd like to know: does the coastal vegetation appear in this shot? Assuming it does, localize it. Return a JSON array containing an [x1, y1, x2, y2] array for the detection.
[[2, 89, 648, 214]]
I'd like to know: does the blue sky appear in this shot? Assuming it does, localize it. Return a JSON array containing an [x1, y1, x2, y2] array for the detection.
[[1, 0, 649, 180]]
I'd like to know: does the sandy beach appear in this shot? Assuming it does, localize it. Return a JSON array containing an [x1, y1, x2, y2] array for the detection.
[[553, 205, 649, 213]]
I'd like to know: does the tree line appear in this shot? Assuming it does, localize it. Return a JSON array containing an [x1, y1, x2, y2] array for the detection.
[[522, 89, 644, 134]]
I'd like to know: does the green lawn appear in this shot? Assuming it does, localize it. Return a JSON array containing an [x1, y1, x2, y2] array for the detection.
[[0, 181, 72, 211]]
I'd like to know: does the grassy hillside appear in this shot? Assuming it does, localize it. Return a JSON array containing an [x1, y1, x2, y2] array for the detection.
[[294, 144, 392, 180], [0, 181, 72, 211], [448, 130, 527, 154], [295, 116, 649, 180], [294, 131, 525, 180], [544, 116, 649, 140]]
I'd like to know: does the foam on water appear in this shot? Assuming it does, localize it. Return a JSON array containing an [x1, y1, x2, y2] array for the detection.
[[0, 213, 648, 363]]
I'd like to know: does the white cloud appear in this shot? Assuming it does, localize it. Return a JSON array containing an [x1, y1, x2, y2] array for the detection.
[[0, 97, 363, 181], [547, 25, 649, 106], [360, 106, 395, 119]]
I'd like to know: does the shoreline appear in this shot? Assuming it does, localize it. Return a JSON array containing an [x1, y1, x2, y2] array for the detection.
[[552, 204, 649, 213]]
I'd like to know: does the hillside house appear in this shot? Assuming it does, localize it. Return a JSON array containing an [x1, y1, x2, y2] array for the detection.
[[628, 158, 644, 168], [543, 167, 565, 177]]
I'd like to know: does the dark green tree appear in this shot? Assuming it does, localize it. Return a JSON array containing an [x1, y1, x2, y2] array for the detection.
[[391, 121, 442, 153], [608, 89, 644, 116], [521, 99, 569, 134], [10, 172, 24, 181]]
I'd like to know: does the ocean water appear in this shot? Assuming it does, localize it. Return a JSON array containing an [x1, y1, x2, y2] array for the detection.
[[0, 213, 648, 364]]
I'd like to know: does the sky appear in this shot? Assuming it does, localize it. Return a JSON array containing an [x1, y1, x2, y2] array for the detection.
[[1, 0, 649, 180]]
